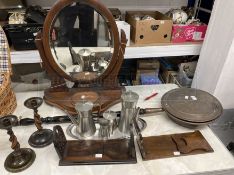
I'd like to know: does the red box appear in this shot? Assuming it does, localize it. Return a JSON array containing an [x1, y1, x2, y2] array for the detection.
[[171, 24, 208, 43]]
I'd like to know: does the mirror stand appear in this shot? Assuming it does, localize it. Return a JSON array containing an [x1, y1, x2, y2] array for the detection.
[[36, 30, 127, 114]]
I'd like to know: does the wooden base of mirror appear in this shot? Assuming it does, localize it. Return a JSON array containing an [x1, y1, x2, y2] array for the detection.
[[44, 87, 124, 114]]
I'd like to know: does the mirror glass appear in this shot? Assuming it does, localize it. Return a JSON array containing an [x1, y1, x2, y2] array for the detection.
[[49, 2, 114, 81]]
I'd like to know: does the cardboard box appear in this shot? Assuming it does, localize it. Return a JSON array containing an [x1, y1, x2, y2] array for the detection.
[[137, 59, 160, 69], [159, 58, 179, 83], [136, 68, 160, 85], [126, 11, 173, 44], [140, 74, 162, 85], [161, 69, 177, 83], [116, 21, 130, 46], [172, 24, 208, 43]]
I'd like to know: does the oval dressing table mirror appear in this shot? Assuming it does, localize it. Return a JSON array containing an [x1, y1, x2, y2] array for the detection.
[[36, 0, 127, 114]]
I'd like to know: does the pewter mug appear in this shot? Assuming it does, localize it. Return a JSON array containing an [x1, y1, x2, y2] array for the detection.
[[118, 91, 139, 135], [103, 111, 118, 135], [98, 118, 110, 140], [67, 100, 96, 138]]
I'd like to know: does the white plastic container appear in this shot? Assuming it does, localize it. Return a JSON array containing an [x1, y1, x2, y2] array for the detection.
[[177, 61, 197, 87], [116, 21, 130, 46]]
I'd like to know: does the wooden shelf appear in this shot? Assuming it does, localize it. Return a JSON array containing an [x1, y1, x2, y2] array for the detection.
[[10, 42, 203, 64]]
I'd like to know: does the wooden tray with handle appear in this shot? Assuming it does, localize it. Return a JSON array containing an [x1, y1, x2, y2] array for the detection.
[[53, 125, 137, 165]]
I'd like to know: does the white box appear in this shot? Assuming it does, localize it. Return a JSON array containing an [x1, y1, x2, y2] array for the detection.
[[116, 21, 130, 46]]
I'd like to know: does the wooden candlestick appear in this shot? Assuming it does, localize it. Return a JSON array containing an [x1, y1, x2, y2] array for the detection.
[[24, 97, 53, 148], [0, 115, 36, 173]]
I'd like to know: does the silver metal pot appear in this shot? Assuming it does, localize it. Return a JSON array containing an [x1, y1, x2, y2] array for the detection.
[[78, 49, 92, 71], [161, 88, 223, 128]]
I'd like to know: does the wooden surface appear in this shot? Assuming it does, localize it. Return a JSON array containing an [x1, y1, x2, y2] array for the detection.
[[44, 87, 123, 114], [138, 130, 213, 161], [53, 125, 136, 165]]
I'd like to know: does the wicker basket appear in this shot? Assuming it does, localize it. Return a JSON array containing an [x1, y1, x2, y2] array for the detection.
[[0, 26, 17, 117]]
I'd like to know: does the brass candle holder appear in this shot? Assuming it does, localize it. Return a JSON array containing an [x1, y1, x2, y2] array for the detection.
[[24, 97, 53, 148], [0, 115, 36, 173]]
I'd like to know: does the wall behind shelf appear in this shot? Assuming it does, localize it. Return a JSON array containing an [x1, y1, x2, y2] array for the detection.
[[26, 0, 188, 12], [192, 0, 234, 109]]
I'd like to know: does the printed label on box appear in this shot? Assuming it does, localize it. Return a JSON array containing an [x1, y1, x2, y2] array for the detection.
[[184, 27, 196, 39], [193, 32, 203, 40]]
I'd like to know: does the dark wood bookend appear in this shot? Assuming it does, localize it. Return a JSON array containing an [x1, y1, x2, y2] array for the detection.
[[136, 130, 213, 161]]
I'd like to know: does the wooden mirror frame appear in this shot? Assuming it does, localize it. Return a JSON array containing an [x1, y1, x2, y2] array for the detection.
[[36, 0, 127, 114], [43, 0, 120, 83]]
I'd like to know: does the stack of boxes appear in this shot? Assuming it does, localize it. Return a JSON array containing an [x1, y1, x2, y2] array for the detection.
[[109, 8, 203, 86], [111, 9, 208, 45]]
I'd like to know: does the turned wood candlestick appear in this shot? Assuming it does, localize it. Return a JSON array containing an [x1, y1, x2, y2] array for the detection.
[[0, 115, 36, 173], [24, 97, 53, 148]]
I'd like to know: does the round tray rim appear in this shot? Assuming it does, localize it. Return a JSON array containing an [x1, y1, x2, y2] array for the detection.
[[161, 88, 223, 123]]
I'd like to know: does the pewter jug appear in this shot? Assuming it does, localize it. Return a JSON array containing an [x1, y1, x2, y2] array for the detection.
[[78, 49, 93, 71], [103, 111, 117, 135], [98, 118, 110, 140], [118, 90, 139, 135], [67, 100, 96, 137]]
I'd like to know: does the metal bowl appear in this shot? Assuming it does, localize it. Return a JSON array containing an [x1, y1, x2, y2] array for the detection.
[[161, 88, 223, 128], [166, 111, 217, 128]]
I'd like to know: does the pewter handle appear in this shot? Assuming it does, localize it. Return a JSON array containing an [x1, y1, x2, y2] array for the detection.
[[65, 110, 79, 126]]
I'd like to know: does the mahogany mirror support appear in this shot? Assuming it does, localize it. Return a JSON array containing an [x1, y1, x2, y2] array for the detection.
[[36, 0, 127, 114]]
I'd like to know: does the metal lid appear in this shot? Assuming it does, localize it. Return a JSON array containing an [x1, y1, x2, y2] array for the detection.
[[121, 90, 139, 102], [161, 88, 223, 123], [78, 48, 92, 57], [103, 111, 117, 120], [98, 118, 110, 127], [75, 100, 93, 112]]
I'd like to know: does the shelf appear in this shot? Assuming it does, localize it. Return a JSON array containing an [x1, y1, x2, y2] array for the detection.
[[10, 42, 203, 64], [11, 50, 41, 64], [125, 42, 203, 59]]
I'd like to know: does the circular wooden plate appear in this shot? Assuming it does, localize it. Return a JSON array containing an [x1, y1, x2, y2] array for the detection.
[[71, 92, 99, 105]]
